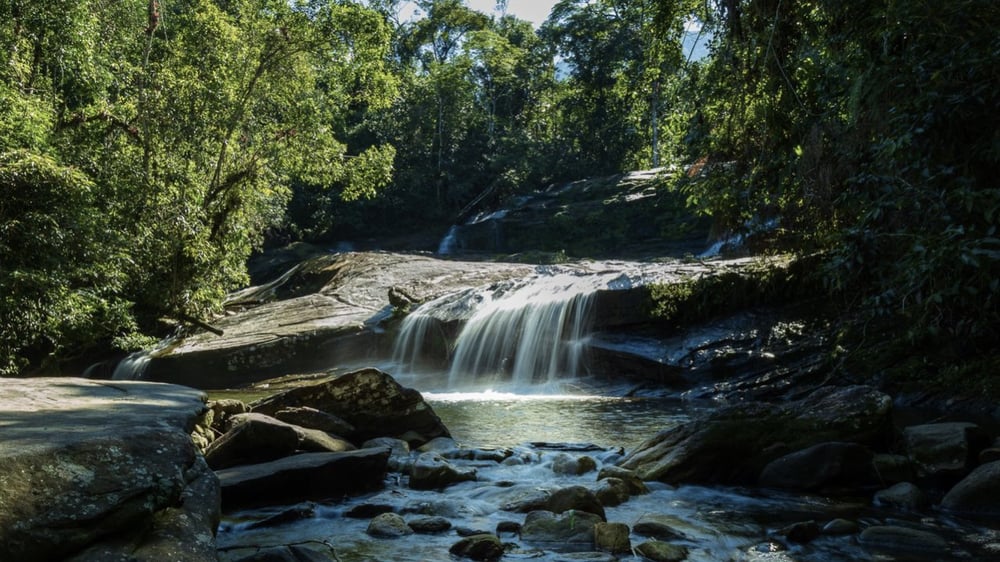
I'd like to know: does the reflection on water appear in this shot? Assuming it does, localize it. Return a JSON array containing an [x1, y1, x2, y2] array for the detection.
[[427, 391, 695, 451]]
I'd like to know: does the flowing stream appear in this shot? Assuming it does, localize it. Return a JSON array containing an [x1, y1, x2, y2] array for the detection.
[[217, 270, 999, 561]]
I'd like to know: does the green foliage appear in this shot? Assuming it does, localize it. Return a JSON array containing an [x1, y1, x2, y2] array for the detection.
[[0, 0, 396, 373], [680, 0, 1000, 351]]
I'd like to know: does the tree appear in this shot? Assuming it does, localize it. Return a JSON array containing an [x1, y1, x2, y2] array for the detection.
[[0, 0, 396, 373]]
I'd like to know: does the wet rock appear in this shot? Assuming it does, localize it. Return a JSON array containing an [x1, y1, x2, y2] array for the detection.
[[873, 482, 929, 510], [902, 422, 987, 479], [247, 503, 316, 529], [0, 377, 216, 562], [552, 453, 598, 475], [597, 465, 649, 495], [546, 485, 606, 520], [775, 520, 820, 544], [821, 518, 859, 535], [367, 513, 413, 538], [205, 413, 299, 469], [228, 544, 334, 562], [407, 516, 453, 534], [273, 406, 354, 436], [634, 540, 689, 562], [594, 522, 632, 553], [858, 525, 949, 553], [592, 477, 631, 507], [632, 513, 694, 541], [409, 452, 477, 489], [980, 448, 1000, 464], [449, 534, 504, 561], [551, 553, 618, 562], [217, 448, 390, 509], [418, 436, 461, 454], [251, 367, 450, 447], [521, 510, 603, 544], [873, 453, 915, 484], [941, 460, 1000, 515], [362, 437, 411, 473], [496, 521, 522, 536], [758, 442, 876, 492], [344, 503, 395, 518], [619, 385, 892, 484], [500, 488, 551, 513], [210, 398, 249, 430]]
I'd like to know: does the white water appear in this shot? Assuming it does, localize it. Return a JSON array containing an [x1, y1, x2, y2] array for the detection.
[[393, 269, 612, 391], [436, 225, 460, 255]]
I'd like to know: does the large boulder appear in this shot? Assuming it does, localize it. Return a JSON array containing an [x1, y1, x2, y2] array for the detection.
[[251, 367, 450, 446], [940, 460, 1000, 515], [758, 442, 877, 492], [216, 448, 390, 509], [0, 377, 218, 562], [618, 385, 892, 484], [902, 422, 988, 480], [520, 510, 604, 544]]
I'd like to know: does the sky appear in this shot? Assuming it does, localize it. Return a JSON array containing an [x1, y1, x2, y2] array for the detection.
[[466, 0, 558, 27]]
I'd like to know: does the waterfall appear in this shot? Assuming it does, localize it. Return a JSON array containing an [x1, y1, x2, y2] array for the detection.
[[437, 226, 460, 255], [111, 350, 151, 380], [393, 271, 599, 390]]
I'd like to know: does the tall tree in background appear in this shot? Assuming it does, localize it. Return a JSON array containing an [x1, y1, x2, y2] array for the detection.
[[0, 0, 396, 374]]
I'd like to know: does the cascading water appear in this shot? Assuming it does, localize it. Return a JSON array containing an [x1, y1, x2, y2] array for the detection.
[[393, 269, 608, 391], [436, 225, 460, 255]]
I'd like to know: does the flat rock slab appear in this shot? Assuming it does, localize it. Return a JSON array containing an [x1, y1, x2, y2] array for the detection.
[[217, 448, 391, 510], [0, 377, 213, 562]]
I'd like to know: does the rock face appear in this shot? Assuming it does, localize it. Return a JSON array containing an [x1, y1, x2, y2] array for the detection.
[[618, 385, 892, 484], [251, 367, 450, 446], [135, 252, 535, 388], [0, 377, 218, 562]]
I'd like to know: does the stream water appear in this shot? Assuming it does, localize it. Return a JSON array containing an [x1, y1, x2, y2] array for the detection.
[[214, 264, 1000, 561]]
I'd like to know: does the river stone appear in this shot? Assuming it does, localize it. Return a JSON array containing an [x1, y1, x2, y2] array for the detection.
[[634, 540, 689, 562], [0, 377, 216, 562], [205, 413, 300, 469], [872, 453, 915, 484], [597, 465, 649, 495], [902, 422, 987, 479], [521, 510, 604, 544], [980, 448, 1000, 464], [250, 367, 449, 446], [273, 406, 355, 436], [367, 512, 413, 538], [618, 385, 892, 484], [407, 515, 452, 534], [940, 460, 1000, 515], [775, 520, 820, 543], [821, 518, 859, 535], [363, 437, 412, 472], [216, 447, 390, 509], [632, 513, 695, 541], [552, 452, 598, 475], [594, 522, 632, 553], [758, 442, 876, 491], [592, 477, 631, 507], [858, 525, 949, 553], [873, 482, 929, 510], [409, 452, 477, 489], [449, 534, 504, 561], [228, 544, 334, 562], [546, 485, 607, 520]]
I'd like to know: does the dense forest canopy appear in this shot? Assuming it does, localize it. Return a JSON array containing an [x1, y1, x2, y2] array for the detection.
[[1, 0, 997, 376]]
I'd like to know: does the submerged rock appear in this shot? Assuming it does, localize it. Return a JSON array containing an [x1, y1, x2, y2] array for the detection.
[[0, 377, 217, 562], [449, 534, 504, 561], [858, 525, 949, 554], [251, 367, 449, 446], [520, 510, 603, 544], [409, 452, 477, 489], [618, 385, 892, 484], [634, 540, 689, 562], [366, 513, 413, 538]]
